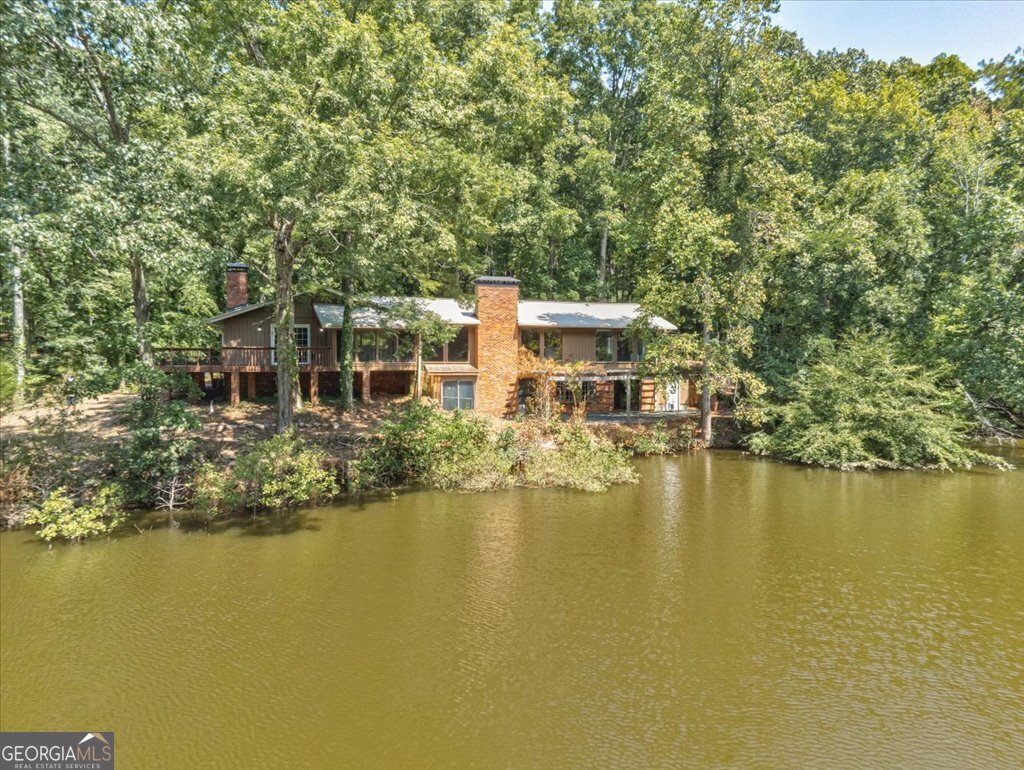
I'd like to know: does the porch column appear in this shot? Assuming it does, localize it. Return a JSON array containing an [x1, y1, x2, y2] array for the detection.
[[309, 369, 319, 406], [363, 370, 372, 403], [246, 372, 256, 400], [626, 378, 632, 416], [228, 372, 240, 405]]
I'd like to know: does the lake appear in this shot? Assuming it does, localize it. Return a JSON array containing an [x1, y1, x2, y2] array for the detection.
[[1, 450, 1022, 768]]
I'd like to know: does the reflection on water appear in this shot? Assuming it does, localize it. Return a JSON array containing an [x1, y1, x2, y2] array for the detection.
[[2, 449, 1022, 768]]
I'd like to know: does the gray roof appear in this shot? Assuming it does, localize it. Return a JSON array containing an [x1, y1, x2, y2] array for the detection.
[[314, 298, 479, 329], [209, 295, 675, 332], [518, 301, 677, 331], [206, 301, 273, 325]]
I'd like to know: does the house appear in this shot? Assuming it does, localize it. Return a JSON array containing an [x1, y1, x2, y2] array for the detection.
[[155, 265, 699, 416]]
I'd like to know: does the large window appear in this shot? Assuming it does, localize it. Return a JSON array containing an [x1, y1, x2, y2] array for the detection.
[[616, 333, 633, 362], [520, 329, 541, 356], [357, 328, 468, 362], [270, 324, 311, 365], [356, 331, 377, 362], [447, 327, 470, 362], [543, 330, 562, 360], [378, 333, 399, 361], [441, 379, 475, 410], [596, 330, 614, 362]]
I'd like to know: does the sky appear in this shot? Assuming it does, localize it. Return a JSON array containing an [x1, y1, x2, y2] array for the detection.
[[774, 0, 1023, 67]]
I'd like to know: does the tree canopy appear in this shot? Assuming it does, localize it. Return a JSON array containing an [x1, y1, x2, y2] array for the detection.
[[2, 0, 1022, 441]]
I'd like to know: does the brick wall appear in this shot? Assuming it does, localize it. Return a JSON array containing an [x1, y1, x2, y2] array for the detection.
[[226, 263, 249, 309], [473, 277, 520, 416]]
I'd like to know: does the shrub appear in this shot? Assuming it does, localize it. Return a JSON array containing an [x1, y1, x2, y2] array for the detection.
[[522, 421, 638, 492], [25, 485, 126, 542], [188, 462, 242, 521], [110, 368, 202, 506], [231, 432, 340, 512], [608, 421, 700, 456], [747, 336, 1007, 470], [354, 403, 515, 491]]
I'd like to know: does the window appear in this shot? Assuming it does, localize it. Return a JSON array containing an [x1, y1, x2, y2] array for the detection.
[[556, 379, 596, 405], [447, 327, 470, 362], [543, 330, 562, 360], [441, 379, 475, 410], [616, 333, 633, 362], [521, 329, 541, 356], [356, 331, 377, 362], [595, 330, 614, 362], [379, 333, 399, 361], [270, 324, 311, 365]]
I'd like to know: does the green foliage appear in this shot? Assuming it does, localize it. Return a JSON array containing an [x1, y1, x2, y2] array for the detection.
[[110, 367, 202, 506], [748, 337, 1007, 471], [356, 403, 638, 493], [188, 462, 243, 521], [231, 432, 340, 512], [3, 0, 1022, 446], [521, 421, 638, 492], [355, 403, 515, 491], [25, 485, 125, 542], [616, 422, 699, 456]]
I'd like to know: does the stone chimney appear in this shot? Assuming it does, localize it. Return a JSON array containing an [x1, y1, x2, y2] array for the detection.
[[226, 263, 249, 309], [474, 276, 520, 416]]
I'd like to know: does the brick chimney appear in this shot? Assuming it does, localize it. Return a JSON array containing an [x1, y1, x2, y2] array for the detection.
[[226, 263, 249, 309], [474, 276, 520, 416]]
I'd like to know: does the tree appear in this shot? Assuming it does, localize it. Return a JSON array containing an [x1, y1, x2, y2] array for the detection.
[[748, 336, 1005, 470], [4, 0, 200, 366]]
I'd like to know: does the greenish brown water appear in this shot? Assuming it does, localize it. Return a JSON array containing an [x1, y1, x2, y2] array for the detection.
[[2, 450, 1022, 768]]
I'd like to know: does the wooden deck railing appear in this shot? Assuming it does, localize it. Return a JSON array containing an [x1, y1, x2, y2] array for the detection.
[[154, 347, 334, 369], [154, 347, 221, 366]]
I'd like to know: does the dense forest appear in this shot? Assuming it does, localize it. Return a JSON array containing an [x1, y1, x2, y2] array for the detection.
[[2, 0, 1022, 435]]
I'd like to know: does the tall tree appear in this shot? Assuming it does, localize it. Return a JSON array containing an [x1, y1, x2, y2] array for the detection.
[[4, 0, 197, 365]]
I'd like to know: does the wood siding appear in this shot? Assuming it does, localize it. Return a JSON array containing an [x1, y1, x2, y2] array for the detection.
[[561, 330, 595, 362], [220, 297, 337, 368]]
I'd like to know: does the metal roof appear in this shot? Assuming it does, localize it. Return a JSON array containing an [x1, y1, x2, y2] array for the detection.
[[210, 295, 675, 333], [206, 301, 273, 325], [518, 301, 677, 331], [424, 363, 479, 375], [313, 298, 479, 329]]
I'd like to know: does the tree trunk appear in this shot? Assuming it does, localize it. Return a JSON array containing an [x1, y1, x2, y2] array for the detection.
[[130, 253, 152, 364], [11, 254, 26, 405], [4, 135, 27, 404], [598, 222, 609, 300], [338, 275, 354, 411], [273, 218, 297, 433], [548, 236, 557, 280], [701, 321, 713, 445], [414, 335, 423, 399]]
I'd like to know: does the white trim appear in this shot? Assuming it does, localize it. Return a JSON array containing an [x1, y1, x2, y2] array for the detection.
[[270, 323, 311, 365]]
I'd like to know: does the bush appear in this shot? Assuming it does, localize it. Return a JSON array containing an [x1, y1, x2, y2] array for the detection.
[[355, 403, 515, 491], [235, 432, 340, 511], [25, 485, 126, 542], [747, 336, 1007, 470], [187, 462, 242, 521], [110, 367, 203, 506], [521, 421, 638, 492], [207, 432, 341, 513]]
